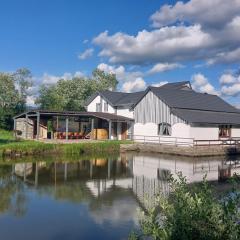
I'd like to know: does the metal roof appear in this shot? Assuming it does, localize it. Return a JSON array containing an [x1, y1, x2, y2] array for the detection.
[[14, 110, 133, 122], [172, 108, 240, 125], [150, 87, 240, 113], [84, 90, 146, 108]]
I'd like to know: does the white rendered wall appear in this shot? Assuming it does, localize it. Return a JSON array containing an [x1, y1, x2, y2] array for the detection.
[[87, 95, 101, 112], [171, 123, 191, 138], [116, 108, 133, 118], [190, 126, 219, 140], [102, 98, 115, 113], [232, 128, 240, 138], [134, 123, 158, 137], [87, 95, 115, 113]]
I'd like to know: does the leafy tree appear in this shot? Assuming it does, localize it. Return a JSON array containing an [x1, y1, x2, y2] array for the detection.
[[92, 68, 118, 91], [13, 68, 33, 112], [36, 69, 118, 111], [0, 68, 32, 129], [131, 173, 240, 240]]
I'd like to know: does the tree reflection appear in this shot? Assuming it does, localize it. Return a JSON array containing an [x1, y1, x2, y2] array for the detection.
[[0, 165, 27, 216]]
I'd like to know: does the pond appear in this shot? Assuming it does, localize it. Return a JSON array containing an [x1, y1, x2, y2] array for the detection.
[[0, 152, 239, 240]]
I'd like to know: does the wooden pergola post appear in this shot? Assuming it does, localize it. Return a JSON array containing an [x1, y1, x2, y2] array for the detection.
[[36, 112, 40, 140], [25, 114, 29, 139], [130, 121, 134, 140], [66, 117, 69, 140], [91, 118, 95, 140], [13, 118, 16, 138], [108, 120, 112, 140]]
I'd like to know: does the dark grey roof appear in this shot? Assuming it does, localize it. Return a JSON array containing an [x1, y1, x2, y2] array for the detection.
[[172, 108, 240, 125], [14, 110, 133, 122], [85, 90, 145, 107], [160, 81, 192, 90], [150, 87, 240, 113], [84, 81, 240, 125]]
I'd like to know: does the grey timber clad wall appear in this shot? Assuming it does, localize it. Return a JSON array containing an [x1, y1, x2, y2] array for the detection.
[[16, 118, 34, 139], [134, 91, 185, 125]]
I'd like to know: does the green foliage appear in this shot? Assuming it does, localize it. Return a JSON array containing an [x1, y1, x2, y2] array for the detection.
[[133, 173, 240, 240], [0, 68, 33, 130], [36, 69, 118, 111]]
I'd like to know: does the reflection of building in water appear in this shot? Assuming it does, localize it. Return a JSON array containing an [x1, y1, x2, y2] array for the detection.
[[12, 153, 240, 210]]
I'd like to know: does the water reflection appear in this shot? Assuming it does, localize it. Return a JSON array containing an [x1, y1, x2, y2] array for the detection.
[[0, 153, 239, 239]]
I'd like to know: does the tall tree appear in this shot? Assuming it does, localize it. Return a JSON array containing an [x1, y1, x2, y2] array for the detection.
[[13, 68, 33, 112], [36, 69, 118, 111], [92, 68, 118, 91], [0, 68, 32, 129]]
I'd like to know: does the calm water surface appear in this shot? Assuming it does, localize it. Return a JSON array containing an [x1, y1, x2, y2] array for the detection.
[[0, 153, 239, 240]]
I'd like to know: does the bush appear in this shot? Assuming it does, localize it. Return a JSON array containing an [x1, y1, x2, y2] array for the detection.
[[132, 173, 240, 240]]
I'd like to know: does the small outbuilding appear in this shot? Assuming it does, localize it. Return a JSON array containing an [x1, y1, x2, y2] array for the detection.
[[13, 110, 134, 140]]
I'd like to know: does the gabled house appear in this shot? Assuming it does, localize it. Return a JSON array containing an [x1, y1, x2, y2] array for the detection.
[[85, 81, 240, 143], [14, 81, 240, 144]]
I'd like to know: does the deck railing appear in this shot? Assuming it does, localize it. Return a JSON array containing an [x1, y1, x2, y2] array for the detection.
[[132, 135, 194, 147], [131, 135, 240, 147], [194, 138, 240, 147]]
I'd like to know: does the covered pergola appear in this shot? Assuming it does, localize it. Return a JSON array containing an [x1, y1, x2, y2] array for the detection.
[[13, 110, 134, 141]]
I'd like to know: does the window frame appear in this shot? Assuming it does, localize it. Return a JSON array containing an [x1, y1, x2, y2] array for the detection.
[[158, 122, 171, 136], [104, 102, 108, 112], [219, 125, 231, 138], [96, 103, 101, 112]]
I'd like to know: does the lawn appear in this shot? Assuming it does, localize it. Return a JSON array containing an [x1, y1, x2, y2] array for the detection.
[[0, 129, 132, 158]]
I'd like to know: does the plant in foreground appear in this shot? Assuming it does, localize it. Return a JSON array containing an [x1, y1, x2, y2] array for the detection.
[[131, 173, 240, 240]]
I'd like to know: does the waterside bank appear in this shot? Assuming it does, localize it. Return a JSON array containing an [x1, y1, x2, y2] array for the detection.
[[120, 143, 240, 157]]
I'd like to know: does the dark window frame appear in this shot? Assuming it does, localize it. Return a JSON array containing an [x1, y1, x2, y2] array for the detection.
[[104, 102, 108, 112], [158, 122, 171, 136], [96, 103, 101, 112], [219, 125, 231, 138]]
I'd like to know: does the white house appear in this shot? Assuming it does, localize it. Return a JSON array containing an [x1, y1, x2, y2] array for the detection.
[[14, 81, 240, 144], [85, 81, 240, 144]]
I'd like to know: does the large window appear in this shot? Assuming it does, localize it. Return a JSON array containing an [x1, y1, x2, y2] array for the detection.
[[96, 103, 101, 112], [104, 102, 108, 112], [158, 122, 171, 136], [219, 125, 231, 138]]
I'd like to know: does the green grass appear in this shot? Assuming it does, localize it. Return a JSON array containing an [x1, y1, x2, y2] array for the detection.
[[0, 129, 133, 158]]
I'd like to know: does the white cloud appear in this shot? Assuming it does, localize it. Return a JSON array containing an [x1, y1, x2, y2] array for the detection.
[[26, 95, 36, 107], [42, 73, 60, 85], [78, 48, 94, 60], [207, 47, 240, 65], [221, 83, 240, 97], [122, 78, 146, 92], [93, 26, 213, 65], [97, 63, 146, 92], [93, 1, 240, 66], [220, 72, 240, 96], [97, 63, 144, 83], [148, 63, 183, 74], [191, 73, 218, 95], [42, 71, 85, 85], [151, 81, 168, 87], [150, 0, 240, 29], [219, 73, 237, 85]]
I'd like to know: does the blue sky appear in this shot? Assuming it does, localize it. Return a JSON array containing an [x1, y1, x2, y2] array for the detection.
[[0, 0, 240, 106]]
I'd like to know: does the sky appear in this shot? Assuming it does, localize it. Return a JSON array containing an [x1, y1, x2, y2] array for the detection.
[[0, 0, 240, 106]]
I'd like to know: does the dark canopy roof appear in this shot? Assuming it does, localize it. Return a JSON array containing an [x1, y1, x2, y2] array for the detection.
[[14, 110, 133, 122]]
